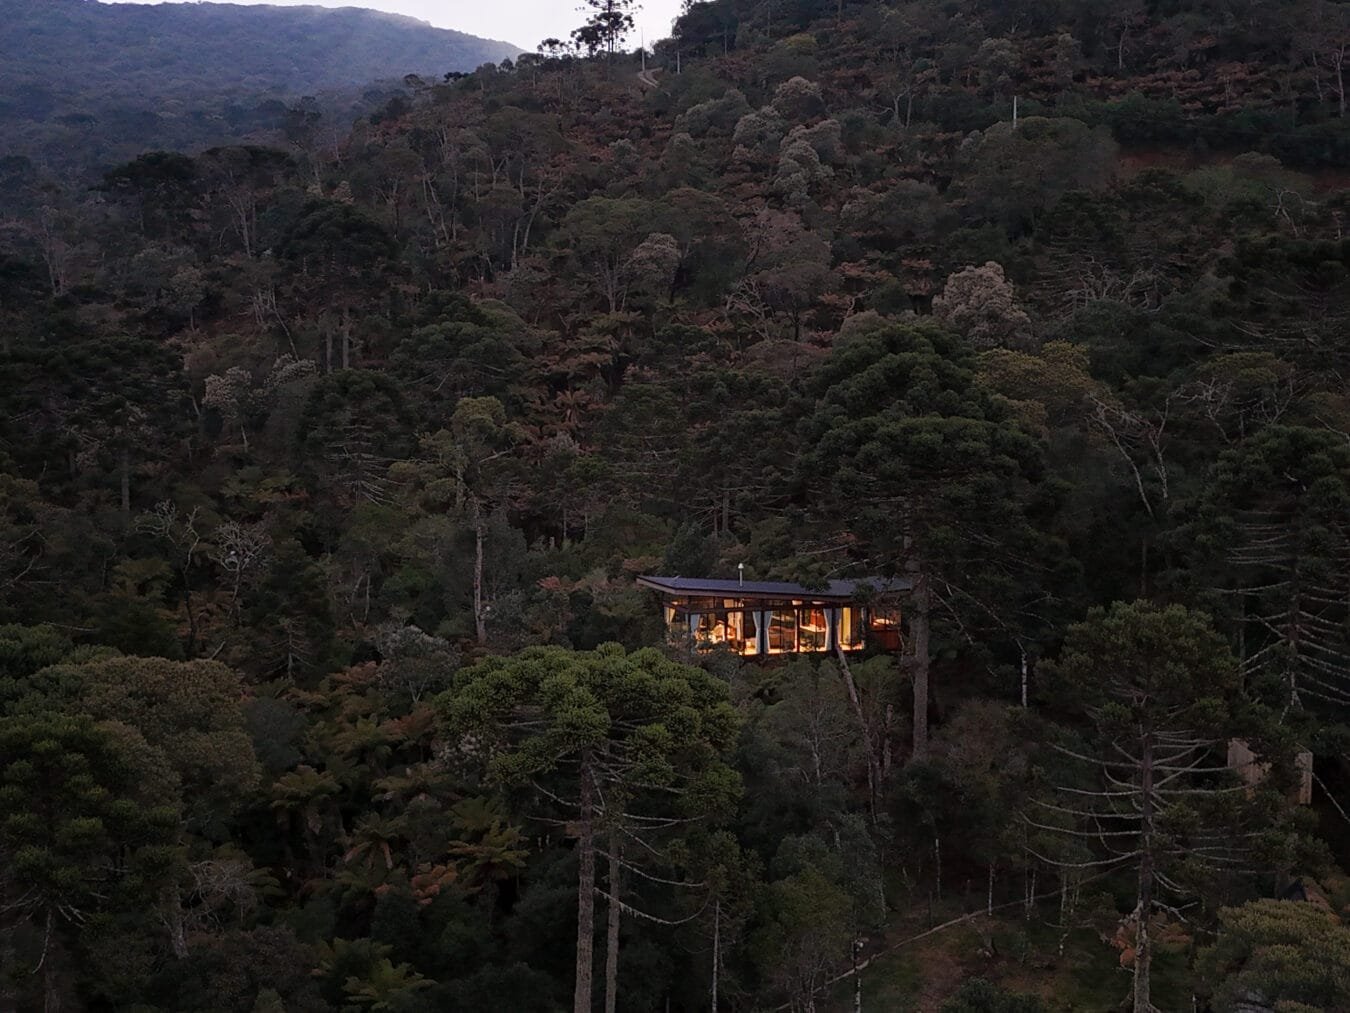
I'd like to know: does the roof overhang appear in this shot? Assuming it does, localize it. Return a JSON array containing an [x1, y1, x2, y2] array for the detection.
[[636, 574, 912, 602]]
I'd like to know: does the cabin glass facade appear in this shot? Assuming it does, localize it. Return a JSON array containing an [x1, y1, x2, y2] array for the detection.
[[838, 607, 863, 650], [640, 576, 910, 657], [767, 609, 797, 654]]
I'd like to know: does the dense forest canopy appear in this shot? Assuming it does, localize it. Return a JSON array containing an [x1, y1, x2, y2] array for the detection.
[[0, 0, 520, 179], [3, 0, 1350, 1009]]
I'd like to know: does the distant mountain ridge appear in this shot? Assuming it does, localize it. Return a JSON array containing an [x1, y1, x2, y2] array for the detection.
[[2, 0, 520, 95], [0, 0, 521, 176]]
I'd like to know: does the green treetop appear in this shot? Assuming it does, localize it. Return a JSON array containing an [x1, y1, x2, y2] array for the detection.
[[437, 643, 740, 1013]]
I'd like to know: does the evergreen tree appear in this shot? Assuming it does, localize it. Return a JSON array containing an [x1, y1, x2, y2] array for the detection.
[[437, 643, 740, 1013], [1036, 602, 1296, 1013], [572, 0, 639, 61]]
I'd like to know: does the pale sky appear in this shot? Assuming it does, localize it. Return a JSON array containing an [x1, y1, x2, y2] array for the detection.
[[103, 1, 687, 52]]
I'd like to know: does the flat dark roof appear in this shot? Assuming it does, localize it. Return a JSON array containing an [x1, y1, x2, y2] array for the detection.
[[636, 575, 912, 601]]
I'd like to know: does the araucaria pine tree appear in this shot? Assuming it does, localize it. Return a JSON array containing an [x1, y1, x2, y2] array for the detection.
[[1031, 602, 1295, 1013], [572, 0, 639, 61]]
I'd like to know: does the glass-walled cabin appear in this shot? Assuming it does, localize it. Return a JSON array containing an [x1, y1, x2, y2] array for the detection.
[[637, 575, 909, 657]]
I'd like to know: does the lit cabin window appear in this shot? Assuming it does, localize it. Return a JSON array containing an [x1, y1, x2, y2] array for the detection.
[[692, 609, 759, 655], [735, 611, 759, 655], [837, 607, 864, 650], [869, 606, 903, 651], [767, 610, 797, 653], [639, 576, 910, 658], [695, 612, 724, 647], [798, 608, 828, 652]]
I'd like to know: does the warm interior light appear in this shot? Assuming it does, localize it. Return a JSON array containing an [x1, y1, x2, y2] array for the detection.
[[799, 608, 828, 651], [839, 607, 864, 650], [656, 587, 895, 656], [767, 609, 797, 653]]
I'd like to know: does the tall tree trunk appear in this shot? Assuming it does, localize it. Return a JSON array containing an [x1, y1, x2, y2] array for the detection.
[[1336, 49, 1346, 117], [933, 835, 942, 899], [0, 880, 14, 1013], [909, 571, 932, 759], [710, 899, 719, 1012], [604, 833, 621, 1013], [119, 445, 131, 517], [182, 569, 198, 658], [1134, 732, 1154, 1013], [835, 645, 882, 820], [473, 501, 487, 645], [575, 753, 596, 1013], [882, 702, 894, 778], [41, 908, 58, 1013], [163, 888, 189, 958]]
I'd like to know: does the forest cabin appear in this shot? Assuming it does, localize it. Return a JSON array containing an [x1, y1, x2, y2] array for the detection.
[[637, 575, 911, 657]]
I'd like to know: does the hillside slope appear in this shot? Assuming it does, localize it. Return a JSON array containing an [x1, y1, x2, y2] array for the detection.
[[0, 0, 520, 171], [2, 0, 1350, 1009]]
